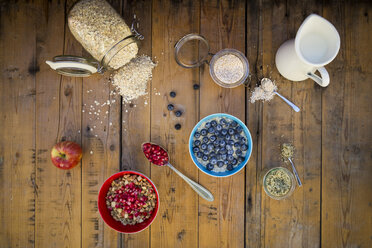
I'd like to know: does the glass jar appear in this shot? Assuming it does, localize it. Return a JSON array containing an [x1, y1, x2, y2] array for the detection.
[[46, 0, 143, 77], [262, 167, 295, 200], [174, 33, 249, 88]]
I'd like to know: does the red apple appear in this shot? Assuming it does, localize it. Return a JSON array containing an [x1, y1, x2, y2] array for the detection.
[[51, 141, 82, 169]]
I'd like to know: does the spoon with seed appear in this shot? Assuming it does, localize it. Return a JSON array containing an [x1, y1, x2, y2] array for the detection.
[[142, 142, 214, 202], [281, 143, 302, 187]]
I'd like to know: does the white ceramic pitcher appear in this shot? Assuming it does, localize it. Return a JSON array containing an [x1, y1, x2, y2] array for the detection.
[[275, 14, 340, 87]]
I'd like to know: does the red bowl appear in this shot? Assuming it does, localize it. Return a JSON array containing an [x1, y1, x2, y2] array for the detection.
[[98, 171, 159, 233]]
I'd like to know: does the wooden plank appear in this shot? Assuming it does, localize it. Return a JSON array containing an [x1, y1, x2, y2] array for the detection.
[[0, 1, 37, 247], [35, 0, 82, 247], [80, 0, 123, 246], [260, 0, 322, 247], [322, 1, 372, 247], [245, 0, 263, 247], [198, 1, 246, 248], [121, 0, 152, 247], [150, 0, 200, 247]]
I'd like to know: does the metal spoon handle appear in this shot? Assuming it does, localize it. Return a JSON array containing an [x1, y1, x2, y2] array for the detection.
[[167, 163, 214, 202], [274, 91, 300, 112], [288, 157, 302, 187]]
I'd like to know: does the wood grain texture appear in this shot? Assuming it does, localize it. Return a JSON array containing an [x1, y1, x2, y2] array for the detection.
[[121, 0, 152, 247], [0, 1, 37, 247], [322, 1, 372, 247], [0, 1, 371, 247], [198, 0, 246, 248], [245, 0, 263, 247], [150, 0, 200, 247], [260, 1, 322, 247], [35, 0, 83, 246]]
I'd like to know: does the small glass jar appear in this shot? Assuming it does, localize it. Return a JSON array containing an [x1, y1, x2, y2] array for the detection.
[[262, 167, 295, 200], [174, 33, 249, 88], [46, 0, 143, 77]]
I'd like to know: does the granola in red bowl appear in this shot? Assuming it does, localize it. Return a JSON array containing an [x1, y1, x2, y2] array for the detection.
[[98, 171, 159, 233]]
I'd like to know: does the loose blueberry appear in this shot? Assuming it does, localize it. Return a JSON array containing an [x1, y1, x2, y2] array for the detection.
[[241, 144, 248, 151], [208, 127, 215, 134], [211, 120, 217, 127], [167, 104, 174, 111], [197, 152, 203, 158], [228, 128, 235, 135], [206, 163, 214, 171], [205, 122, 211, 129], [202, 137, 209, 143], [202, 155, 209, 161], [193, 147, 200, 153], [194, 132, 201, 138], [193, 84, 200, 90], [201, 143, 207, 150], [210, 135, 217, 142], [175, 124, 181, 130], [226, 164, 234, 171], [201, 129, 208, 136], [217, 161, 224, 167], [175, 110, 182, 117], [194, 140, 201, 146], [170, 91, 176, 98], [236, 149, 242, 156]]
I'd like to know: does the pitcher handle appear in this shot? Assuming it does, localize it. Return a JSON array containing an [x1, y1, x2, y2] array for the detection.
[[307, 67, 330, 87]]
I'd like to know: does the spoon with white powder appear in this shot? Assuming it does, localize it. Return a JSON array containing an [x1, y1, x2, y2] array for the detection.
[[250, 78, 300, 112]]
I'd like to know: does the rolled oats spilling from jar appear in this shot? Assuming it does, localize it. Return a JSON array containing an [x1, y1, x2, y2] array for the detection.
[[68, 0, 138, 69], [213, 54, 244, 84], [106, 174, 157, 225], [111, 55, 157, 103]]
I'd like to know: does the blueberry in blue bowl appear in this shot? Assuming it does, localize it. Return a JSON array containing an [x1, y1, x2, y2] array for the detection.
[[189, 113, 253, 177]]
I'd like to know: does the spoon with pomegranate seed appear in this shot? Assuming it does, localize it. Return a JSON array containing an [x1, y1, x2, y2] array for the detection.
[[142, 142, 214, 202]]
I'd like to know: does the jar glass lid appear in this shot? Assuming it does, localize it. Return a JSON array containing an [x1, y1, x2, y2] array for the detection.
[[45, 55, 102, 77], [174, 34, 210, 68]]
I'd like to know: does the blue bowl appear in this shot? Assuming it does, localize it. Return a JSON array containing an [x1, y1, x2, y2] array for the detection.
[[189, 113, 253, 177]]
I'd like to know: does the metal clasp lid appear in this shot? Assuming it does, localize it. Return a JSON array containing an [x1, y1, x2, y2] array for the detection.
[[45, 55, 103, 77]]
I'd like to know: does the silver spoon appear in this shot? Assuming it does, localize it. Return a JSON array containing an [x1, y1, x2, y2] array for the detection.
[[274, 91, 300, 112], [288, 157, 302, 187], [142, 142, 214, 202]]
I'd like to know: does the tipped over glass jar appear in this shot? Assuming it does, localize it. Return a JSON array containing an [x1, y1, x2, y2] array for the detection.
[[46, 0, 143, 77]]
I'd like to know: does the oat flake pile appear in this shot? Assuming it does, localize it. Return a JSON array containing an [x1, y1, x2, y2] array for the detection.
[[111, 55, 157, 103]]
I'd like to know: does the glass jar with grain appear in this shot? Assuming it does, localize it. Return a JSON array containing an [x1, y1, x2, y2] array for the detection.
[[46, 0, 142, 77]]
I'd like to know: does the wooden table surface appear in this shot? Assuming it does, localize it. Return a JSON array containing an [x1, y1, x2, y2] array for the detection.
[[1, 0, 371, 247]]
